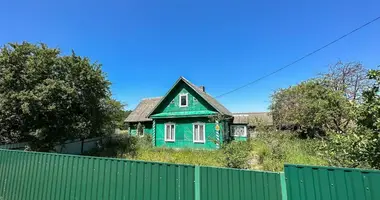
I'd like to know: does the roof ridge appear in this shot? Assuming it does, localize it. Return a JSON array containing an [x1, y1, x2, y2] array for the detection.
[[233, 112, 270, 114], [141, 97, 162, 100]]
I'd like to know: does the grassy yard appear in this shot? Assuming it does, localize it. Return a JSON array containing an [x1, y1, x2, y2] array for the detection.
[[121, 131, 328, 172]]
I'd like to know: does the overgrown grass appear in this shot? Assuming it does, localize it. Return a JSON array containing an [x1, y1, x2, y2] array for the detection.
[[130, 148, 225, 167], [90, 131, 328, 171], [250, 131, 327, 171]]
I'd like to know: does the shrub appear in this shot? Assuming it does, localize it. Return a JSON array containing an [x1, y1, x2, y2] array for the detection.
[[253, 131, 327, 171], [136, 134, 153, 149], [222, 141, 253, 169], [321, 128, 372, 169], [84, 134, 138, 158]]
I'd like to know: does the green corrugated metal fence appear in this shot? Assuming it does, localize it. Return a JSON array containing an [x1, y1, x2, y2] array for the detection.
[[2, 149, 380, 200], [285, 164, 380, 200], [199, 166, 283, 200], [0, 149, 195, 200]]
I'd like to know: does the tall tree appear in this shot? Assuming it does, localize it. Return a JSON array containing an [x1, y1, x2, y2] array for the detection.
[[270, 80, 353, 137], [0, 42, 122, 151], [323, 68, 380, 169], [321, 61, 370, 102]]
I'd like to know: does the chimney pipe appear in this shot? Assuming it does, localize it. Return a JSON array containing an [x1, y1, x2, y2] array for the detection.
[[199, 86, 205, 92]]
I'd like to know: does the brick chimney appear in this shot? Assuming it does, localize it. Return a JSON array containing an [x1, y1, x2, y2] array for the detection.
[[199, 86, 206, 92]]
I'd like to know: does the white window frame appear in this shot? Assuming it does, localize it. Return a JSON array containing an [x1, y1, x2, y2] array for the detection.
[[179, 93, 188, 107], [193, 123, 206, 143], [164, 123, 175, 142], [231, 125, 247, 137]]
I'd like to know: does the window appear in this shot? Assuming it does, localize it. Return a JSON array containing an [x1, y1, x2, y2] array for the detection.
[[179, 94, 188, 107], [231, 125, 247, 137], [193, 123, 205, 143], [165, 123, 175, 142]]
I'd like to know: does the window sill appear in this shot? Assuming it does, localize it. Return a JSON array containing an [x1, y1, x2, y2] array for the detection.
[[165, 140, 175, 142], [193, 141, 205, 144]]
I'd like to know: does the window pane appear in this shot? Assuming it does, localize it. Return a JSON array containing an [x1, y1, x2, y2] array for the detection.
[[171, 125, 175, 140], [181, 95, 187, 106], [199, 125, 204, 141], [166, 125, 170, 139], [194, 125, 199, 140], [234, 126, 244, 136]]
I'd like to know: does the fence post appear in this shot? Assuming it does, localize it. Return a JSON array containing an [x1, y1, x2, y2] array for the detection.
[[195, 166, 201, 200], [280, 172, 288, 200]]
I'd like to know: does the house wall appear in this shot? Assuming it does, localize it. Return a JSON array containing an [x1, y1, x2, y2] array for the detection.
[[128, 122, 153, 136], [153, 81, 217, 115], [155, 118, 224, 149]]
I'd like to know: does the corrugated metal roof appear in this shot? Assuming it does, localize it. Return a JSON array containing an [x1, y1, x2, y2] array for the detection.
[[124, 97, 161, 122], [232, 112, 273, 126]]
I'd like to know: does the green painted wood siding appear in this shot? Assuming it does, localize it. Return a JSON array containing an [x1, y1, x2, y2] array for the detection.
[[152, 81, 217, 116], [155, 118, 221, 149], [129, 122, 153, 136], [232, 136, 248, 141]]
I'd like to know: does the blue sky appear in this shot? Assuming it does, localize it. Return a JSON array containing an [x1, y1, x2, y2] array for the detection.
[[1, 0, 379, 112]]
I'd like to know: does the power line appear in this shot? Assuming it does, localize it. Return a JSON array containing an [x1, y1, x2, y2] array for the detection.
[[216, 16, 380, 98]]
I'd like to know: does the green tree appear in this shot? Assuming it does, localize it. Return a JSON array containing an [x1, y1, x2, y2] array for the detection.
[[105, 100, 132, 130], [356, 68, 380, 168], [321, 61, 370, 102], [0, 42, 122, 151], [270, 80, 354, 137]]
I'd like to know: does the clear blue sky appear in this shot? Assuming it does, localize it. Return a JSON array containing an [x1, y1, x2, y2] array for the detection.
[[1, 0, 379, 112]]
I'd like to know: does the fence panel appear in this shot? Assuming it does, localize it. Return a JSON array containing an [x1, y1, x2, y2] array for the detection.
[[199, 166, 284, 200], [0, 142, 28, 150], [0, 149, 195, 200], [285, 164, 380, 200], [0, 137, 107, 154]]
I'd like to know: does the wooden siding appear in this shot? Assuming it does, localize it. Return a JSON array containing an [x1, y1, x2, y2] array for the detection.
[[155, 118, 223, 149], [152, 81, 217, 117], [129, 122, 153, 136]]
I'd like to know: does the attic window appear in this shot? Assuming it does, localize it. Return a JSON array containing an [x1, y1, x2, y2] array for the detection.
[[179, 94, 188, 107]]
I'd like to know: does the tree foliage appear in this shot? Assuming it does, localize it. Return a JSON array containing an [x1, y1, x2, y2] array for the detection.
[[321, 61, 370, 102], [0, 42, 122, 151], [270, 80, 354, 137]]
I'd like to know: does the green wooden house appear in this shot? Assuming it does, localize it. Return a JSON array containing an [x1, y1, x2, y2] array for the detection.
[[125, 77, 269, 149]]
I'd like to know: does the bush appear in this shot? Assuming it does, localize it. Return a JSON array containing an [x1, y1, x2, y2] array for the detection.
[[222, 141, 253, 169], [84, 134, 138, 158], [321, 128, 372, 169], [252, 131, 327, 171], [136, 134, 153, 149]]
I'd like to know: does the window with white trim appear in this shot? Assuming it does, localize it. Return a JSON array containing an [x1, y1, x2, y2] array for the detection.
[[165, 123, 175, 142], [231, 125, 247, 137], [193, 123, 205, 143], [179, 94, 188, 107]]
